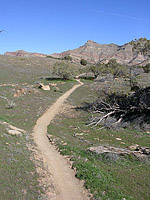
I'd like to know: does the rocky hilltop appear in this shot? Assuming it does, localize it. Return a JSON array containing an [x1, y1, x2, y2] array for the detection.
[[51, 40, 150, 65], [5, 40, 150, 65], [5, 50, 47, 58]]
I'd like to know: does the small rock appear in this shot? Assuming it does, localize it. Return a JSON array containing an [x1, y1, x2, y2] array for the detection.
[[74, 133, 85, 137], [8, 130, 21, 136], [128, 144, 140, 151], [116, 138, 122, 141], [38, 83, 50, 91], [121, 142, 125, 144]]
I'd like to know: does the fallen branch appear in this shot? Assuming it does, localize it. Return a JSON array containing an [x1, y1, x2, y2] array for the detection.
[[87, 86, 150, 129], [92, 111, 115, 127]]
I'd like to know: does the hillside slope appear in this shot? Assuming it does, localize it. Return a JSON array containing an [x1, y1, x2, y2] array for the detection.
[[51, 40, 150, 65], [5, 50, 47, 58]]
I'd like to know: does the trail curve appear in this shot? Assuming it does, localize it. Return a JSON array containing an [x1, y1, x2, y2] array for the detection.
[[33, 79, 89, 200]]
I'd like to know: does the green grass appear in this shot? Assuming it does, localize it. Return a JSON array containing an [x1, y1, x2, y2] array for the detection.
[[0, 55, 80, 199], [0, 116, 10, 123], [0, 124, 43, 200], [48, 115, 150, 200], [1, 55, 150, 199], [0, 79, 77, 130], [47, 81, 150, 200]]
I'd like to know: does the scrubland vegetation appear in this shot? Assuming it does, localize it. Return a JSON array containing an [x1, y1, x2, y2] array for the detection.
[[0, 37, 150, 199]]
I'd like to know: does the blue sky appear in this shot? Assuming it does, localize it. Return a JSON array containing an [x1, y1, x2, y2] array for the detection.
[[0, 0, 150, 54]]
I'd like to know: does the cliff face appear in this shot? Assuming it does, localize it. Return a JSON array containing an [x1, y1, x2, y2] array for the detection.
[[5, 50, 47, 58], [51, 40, 150, 65]]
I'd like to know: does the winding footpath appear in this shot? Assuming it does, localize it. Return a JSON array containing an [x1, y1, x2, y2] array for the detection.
[[33, 79, 89, 200]]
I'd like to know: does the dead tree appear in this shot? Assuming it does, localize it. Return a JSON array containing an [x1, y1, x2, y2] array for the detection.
[[88, 87, 150, 129]]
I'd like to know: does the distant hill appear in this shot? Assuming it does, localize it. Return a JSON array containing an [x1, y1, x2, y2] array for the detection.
[[5, 50, 47, 58], [51, 40, 150, 65], [5, 39, 150, 65]]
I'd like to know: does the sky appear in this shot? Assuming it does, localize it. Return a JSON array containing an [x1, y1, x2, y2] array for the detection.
[[0, 0, 150, 54]]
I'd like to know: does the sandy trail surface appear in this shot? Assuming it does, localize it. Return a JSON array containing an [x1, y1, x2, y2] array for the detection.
[[33, 80, 90, 200]]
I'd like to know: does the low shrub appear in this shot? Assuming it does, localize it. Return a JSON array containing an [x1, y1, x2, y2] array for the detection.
[[52, 62, 77, 80], [80, 59, 87, 66], [143, 63, 150, 73], [63, 55, 72, 61]]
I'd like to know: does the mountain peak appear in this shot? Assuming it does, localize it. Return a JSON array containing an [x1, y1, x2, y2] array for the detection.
[[86, 40, 97, 45], [51, 40, 149, 65]]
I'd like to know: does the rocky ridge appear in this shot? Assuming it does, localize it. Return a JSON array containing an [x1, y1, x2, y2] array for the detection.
[[5, 50, 47, 58], [51, 40, 150, 65], [4, 40, 150, 65]]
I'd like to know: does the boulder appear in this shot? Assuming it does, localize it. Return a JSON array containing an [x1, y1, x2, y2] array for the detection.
[[7, 129, 22, 135], [38, 83, 50, 91]]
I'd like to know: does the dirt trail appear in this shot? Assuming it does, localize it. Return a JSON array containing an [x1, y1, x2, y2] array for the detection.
[[33, 80, 90, 200]]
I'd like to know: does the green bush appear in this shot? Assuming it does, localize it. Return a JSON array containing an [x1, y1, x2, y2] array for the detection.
[[87, 60, 127, 79], [130, 38, 150, 57], [142, 63, 150, 73], [112, 65, 128, 78], [80, 59, 87, 66], [63, 55, 72, 61], [88, 65, 101, 78], [106, 59, 128, 78], [52, 62, 76, 80], [106, 59, 118, 69]]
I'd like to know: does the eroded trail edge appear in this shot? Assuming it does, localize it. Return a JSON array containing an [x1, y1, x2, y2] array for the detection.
[[33, 80, 89, 200]]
